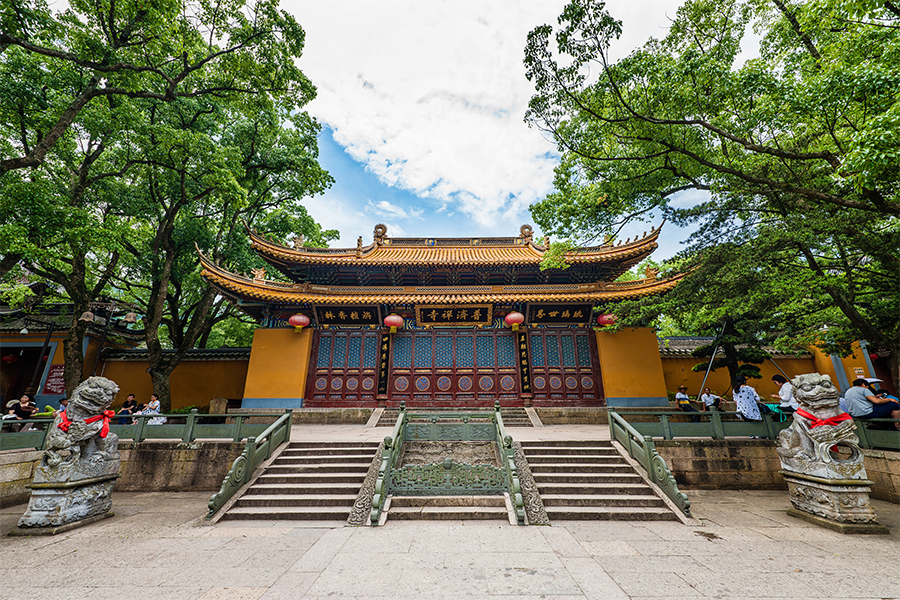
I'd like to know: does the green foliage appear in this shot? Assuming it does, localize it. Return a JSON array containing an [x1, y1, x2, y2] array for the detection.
[[525, 0, 900, 388]]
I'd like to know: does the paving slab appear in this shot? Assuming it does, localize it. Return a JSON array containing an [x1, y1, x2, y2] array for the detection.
[[1, 426, 897, 600]]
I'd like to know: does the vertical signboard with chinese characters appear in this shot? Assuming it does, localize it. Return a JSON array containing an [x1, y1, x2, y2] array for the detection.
[[377, 333, 391, 398], [516, 330, 532, 401]]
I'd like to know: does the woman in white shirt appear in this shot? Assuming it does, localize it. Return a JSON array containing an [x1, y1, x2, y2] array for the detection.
[[732, 376, 762, 421]]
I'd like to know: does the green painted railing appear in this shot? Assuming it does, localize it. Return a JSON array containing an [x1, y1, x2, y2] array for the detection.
[[615, 410, 898, 450], [369, 401, 525, 525], [608, 410, 691, 517], [0, 410, 286, 452], [207, 409, 293, 518]]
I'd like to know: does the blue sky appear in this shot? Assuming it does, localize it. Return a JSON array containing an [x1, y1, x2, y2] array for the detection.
[[290, 0, 699, 261]]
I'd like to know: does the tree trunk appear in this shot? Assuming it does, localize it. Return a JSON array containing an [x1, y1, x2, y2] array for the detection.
[[149, 367, 174, 413], [63, 319, 90, 395]]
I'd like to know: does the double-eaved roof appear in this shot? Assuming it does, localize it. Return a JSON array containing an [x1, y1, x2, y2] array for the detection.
[[199, 224, 685, 311]]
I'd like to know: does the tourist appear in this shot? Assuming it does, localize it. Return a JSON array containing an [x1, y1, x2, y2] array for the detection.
[[143, 393, 167, 425], [700, 387, 723, 411], [675, 385, 700, 422], [54, 398, 68, 417], [770, 375, 798, 414], [8, 393, 38, 432], [845, 378, 900, 429], [732, 377, 762, 421], [118, 393, 138, 424]]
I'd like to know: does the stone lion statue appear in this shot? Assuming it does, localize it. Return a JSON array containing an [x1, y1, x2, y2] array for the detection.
[[776, 373, 864, 479], [44, 376, 120, 469]]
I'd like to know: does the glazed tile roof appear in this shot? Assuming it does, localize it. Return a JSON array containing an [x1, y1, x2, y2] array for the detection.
[[199, 252, 687, 305], [249, 224, 661, 267], [658, 337, 811, 358]]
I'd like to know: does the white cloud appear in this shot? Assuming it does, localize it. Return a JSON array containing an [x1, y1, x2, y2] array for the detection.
[[285, 0, 687, 236]]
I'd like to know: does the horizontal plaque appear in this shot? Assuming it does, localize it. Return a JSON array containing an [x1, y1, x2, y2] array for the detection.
[[416, 304, 493, 327], [315, 305, 381, 326], [526, 303, 592, 325]]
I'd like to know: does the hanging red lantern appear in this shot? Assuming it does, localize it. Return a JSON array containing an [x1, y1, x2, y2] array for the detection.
[[504, 311, 525, 331], [596, 314, 617, 327], [288, 313, 310, 333], [869, 353, 879, 361], [384, 314, 404, 334], [2, 355, 17, 364]]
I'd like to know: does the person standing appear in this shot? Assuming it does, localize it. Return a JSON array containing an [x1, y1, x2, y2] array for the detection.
[[732, 376, 762, 421], [770, 375, 798, 414]]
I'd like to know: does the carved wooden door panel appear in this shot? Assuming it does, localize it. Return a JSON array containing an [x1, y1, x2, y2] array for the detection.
[[388, 330, 520, 407], [528, 329, 602, 406], [306, 330, 380, 406]]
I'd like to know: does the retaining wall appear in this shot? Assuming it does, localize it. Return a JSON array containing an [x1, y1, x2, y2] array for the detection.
[[655, 440, 899, 503]]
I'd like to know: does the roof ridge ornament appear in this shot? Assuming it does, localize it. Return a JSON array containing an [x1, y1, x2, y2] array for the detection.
[[374, 224, 387, 246], [519, 224, 533, 243]]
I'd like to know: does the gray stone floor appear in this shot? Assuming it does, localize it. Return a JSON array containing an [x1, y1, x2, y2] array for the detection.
[[2, 424, 897, 599]]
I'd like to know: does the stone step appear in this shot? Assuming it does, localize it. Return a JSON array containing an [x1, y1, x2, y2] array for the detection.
[[273, 454, 376, 464], [525, 455, 626, 464], [245, 483, 363, 495], [540, 494, 666, 508], [518, 447, 619, 456], [388, 505, 509, 520], [221, 506, 352, 521], [236, 494, 358, 507], [389, 496, 507, 508], [528, 463, 633, 473], [521, 440, 614, 448], [257, 473, 367, 485], [265, 464, 371, 474], [281, 447, 379, 456], [536, 483, 655, 495], [531, 473, 644, 484], [287, 441, 380, 448], [543, 506, 679, 521]]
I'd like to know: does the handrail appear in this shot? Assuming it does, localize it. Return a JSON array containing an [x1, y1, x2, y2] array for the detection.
[[0, 411, 287, 451], [370, 402, 407, 525], [608, 410, 691, 516], [495, 402, 525, 524], [614, 410, 897, 450], [206, 409, 293, 518]]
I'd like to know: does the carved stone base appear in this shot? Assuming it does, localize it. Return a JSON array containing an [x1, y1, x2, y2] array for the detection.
[[17, 475, 118, 529], [785, 509, 888, 535], [10, 512, 114, 536], [781, 471, 881, 526]]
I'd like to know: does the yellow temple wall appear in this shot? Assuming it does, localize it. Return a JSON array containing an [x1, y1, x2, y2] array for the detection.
[[99, 360, 248, 411], [595, 327, 669, 407], [659, 355, 816, 400], [241, 327, 312, 408]]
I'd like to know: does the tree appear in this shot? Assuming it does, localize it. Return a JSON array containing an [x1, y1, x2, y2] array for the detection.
[[525, 0, 900, 389]]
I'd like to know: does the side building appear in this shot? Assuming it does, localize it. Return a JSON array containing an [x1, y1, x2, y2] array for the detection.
[[199, 224, 683, 410]]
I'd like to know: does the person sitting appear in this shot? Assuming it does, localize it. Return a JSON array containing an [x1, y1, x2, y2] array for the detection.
[[7, 393, 38, 432], [845, 378, 900, 429], [699, 387, 723, 411], [118, 393, 138, 424], [770, 375, 798, 415], [675, 385, 700, 422], [53, 398, 68, 417], [732, 376, 763, 422]]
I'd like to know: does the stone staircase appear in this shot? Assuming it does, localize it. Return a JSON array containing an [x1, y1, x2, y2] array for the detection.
[[387, 496, 510, 521], [220, 441, 379, 521], [375, 406, 533, 427], [521, 440, 679, 521]]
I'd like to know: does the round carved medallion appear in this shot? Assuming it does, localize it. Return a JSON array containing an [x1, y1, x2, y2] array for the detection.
[[458, 376, 473, 391], [394, 376, 409, 392]]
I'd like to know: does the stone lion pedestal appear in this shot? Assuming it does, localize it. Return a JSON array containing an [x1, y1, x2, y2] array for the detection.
[[776, 373, 887, 534], [12, 377, 121, 535]]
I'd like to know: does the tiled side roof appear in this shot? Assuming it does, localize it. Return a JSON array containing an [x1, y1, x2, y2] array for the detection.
[[199, 252, 686, 304], [103, 348, 251, 361], [658, 337, 811, 358]]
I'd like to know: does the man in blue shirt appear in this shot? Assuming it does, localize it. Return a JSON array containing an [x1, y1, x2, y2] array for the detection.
[[845, 379, 900, 429]]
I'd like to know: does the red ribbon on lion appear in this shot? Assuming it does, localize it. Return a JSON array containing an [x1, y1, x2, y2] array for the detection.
[[795, 408, 853, 429], [57, 410, 116, 438]]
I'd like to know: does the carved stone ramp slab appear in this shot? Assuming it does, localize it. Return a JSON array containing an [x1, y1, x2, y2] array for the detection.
[[221, 441, 379, 522], [387, 495, 512, 522], [521, 440, 679, 521]]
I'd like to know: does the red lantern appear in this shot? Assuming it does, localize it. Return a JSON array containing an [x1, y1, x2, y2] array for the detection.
[[384, 314, 404, 333], [869, 353, 879, 361], [2, 355, 16, 364], [288, 313, 310, 333], [504, 311, 525, 331], [596, 313, 617, 327]]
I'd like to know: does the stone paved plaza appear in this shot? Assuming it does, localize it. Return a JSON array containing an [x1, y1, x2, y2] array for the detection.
[[1, 425, 897, 599]]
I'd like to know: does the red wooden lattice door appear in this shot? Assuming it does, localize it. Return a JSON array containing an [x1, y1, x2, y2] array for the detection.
[[305, 330, 381, 407], [528, 329, 603, 406], [388, 330, 520, 408]]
